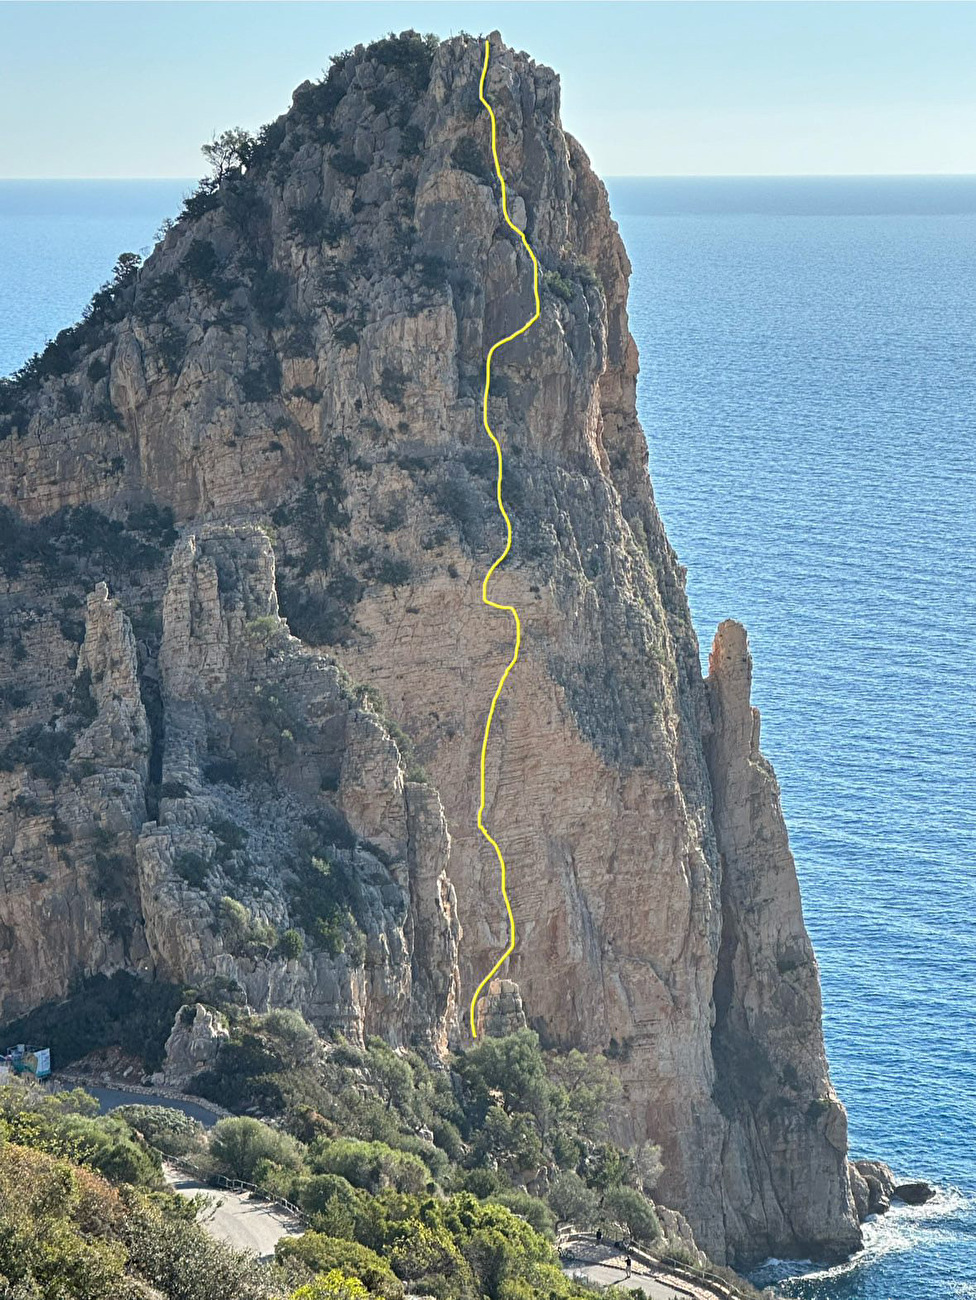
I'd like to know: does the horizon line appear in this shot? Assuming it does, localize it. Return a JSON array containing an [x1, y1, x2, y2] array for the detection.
[[2, 172, 975, 183]]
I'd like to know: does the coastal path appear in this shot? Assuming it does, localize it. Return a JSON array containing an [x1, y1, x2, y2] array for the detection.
[[559, 1232, 756, 1300], [162, 1161, 304, 1259]]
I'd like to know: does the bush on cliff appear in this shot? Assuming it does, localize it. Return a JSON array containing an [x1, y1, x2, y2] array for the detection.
[[0, 1085, 161, 1189]]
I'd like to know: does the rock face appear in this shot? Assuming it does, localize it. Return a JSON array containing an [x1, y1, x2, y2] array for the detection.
[[153, 1002, 229, 1090], [0, 31, 859, 1264], [703, 622, 858, 1259]]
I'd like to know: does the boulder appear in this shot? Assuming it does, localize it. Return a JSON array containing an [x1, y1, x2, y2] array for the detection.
[[853, 1159, 896, 1215], [893, 1181, 936, 1206], [153, 1003, 228, 1090]]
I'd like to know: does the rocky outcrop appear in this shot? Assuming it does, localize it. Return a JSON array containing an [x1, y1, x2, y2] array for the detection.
[[153, 1002, 228, 1090], [848, 1160, 934, 1216], [703, 621, 860, 1261], [137, 522, 462, 1048], [893, 1180, 935, 1206], [478, 978, 527, 1038], [0, 31, 862, 1264]]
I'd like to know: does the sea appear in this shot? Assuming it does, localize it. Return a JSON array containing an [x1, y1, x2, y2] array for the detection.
[[1, 175, 974, 1299]]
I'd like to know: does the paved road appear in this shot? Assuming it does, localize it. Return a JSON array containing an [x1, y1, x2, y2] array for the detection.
[[83, 1085, 221, 1128], [565, 1261, 711, 1299], [163, 1162, 305, 1259]]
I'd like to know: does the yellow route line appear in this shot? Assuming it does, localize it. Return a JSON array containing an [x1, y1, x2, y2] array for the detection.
[[468, 37, 542, 1040]]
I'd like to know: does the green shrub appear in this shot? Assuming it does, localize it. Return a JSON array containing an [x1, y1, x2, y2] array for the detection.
[[115, 1104, 208, 1158], [544, 270, 575, 304], [219, 895, 250, 946], [283, 317, 316, 358], [0, 501, 171, 582], [599, 1184, 661, 1243], [192, 1010, 326, 1115], [331, 152, 369, 178], [0, 683, 29, 709], [92, 851, 130, 899], [434, 475, 484, 548], [311, 1137, 430, 1196], [240, 354, 282, 402], [87, 357, 109, 383], [548, 1169, 599, 1226], [288, 1273, 371, 1300], [277, 1233, 404, 1300], [210, 1115, 302, 1181], [203, 755, 243, 787], [93, 396, 124, 428], [418, 254, 450, 289], [291, 385, 323, 404], [489, 1189, 556, 1238], [367, 86, 395, 115], [179, 178, 221, 221], [0, 723, 74, 783], [249, 266, 289, 326], [379, 366, 407, 406], [366, 31, 439, 92], [278, 582, 356, 647], [375, 556, 412, 588], [49, 816, 73, 845], [183, 237, 220, 285], [136, 270, 182, 321], [262, 1009, 318, 1062], [284, 853, 362, 957], [123, 1194, 289, 1297], [0, 972, 183, 1071], [399, 123, 425, 158], [212, 818, 249, 851], [278, 928, 305, 960], [160, 780, 190, 799], [223, 181, 269, 235], [290, 206, 349, 247], [126, 501, 178, 544]]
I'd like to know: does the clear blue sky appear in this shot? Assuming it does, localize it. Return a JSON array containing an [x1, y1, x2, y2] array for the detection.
[[1, 1, 974, 178]]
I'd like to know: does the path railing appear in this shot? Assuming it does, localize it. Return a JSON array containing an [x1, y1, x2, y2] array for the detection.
[[557, 1228, 771, 1300], [165, 1155, 310, 1228]]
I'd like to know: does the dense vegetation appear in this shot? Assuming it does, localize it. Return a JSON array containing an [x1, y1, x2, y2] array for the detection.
[[187, 1011, 666, 1290], [0, 987, 676, 1298], [0, 989, 770, 1300], [0, 1035, 618, 1300], [0, 1083, 304, 1299]]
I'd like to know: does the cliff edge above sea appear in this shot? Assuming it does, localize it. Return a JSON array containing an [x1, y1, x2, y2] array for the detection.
[[0, 30, 887, 1268]]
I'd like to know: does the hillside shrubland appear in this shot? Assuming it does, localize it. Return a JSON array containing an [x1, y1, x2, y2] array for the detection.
[[0, 1011, 668, 1299]]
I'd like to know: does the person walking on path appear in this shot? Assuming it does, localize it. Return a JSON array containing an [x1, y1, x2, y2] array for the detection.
[[624, 1256, 632, 1278]]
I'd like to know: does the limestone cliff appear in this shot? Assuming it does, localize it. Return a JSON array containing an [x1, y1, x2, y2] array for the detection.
[[0, 31, 859, 1264]]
